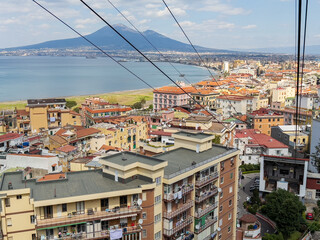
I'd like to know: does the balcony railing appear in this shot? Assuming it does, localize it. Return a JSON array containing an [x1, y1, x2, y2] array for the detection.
[[163, 216, 193, 237], [164, 185, 194, 201], [195, 188, 218, 203], [36, 206, 141, 229], [194, 216, 218, 234], [163, 200, 194, 219], [194, 202, 218, 218], [37, 226, 141, 240], [195, 172, 219, 188]]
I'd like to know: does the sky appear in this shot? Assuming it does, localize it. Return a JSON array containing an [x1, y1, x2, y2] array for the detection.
[[0, 0, 319, 50]]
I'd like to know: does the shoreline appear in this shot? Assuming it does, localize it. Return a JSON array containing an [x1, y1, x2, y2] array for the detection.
[[0, 88, 154, 110]]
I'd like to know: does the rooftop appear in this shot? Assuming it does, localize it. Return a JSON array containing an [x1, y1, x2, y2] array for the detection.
[[0, 133, 23, 143], [173, 131, 213, 140], [0, 170, 149, 201], [27, 98, 66, 106]]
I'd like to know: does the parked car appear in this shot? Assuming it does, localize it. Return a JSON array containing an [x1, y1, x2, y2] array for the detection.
[[306, 213, 314, 220], [249, 185, 259, 192]]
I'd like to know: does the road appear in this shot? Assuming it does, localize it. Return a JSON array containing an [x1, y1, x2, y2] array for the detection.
[[238, 172, 276, 236]]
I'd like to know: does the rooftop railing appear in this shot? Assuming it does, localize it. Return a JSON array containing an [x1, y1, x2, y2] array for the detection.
[[195, 172, 219, 188]]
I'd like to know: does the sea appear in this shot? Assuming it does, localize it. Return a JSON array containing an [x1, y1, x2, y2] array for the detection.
[[0, 56, 211, 102]]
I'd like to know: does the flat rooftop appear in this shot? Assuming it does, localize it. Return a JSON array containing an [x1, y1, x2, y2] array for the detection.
[[0, 170, 149, 202], [100, 151, 164, 167], [156, 146, 237, 178], [173, 131, 213, 140]]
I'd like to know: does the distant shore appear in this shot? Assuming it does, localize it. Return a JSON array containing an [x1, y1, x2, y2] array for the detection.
[[0, 88, 153, 110]]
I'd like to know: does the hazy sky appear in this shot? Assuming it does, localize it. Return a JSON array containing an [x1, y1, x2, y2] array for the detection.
[[0, 0, 319, 50]]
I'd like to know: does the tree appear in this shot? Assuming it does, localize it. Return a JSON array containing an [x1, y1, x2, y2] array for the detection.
[[66, 100, 77, 109], [262, 233, 284, 240], [73, 107, 80, 113], [262, 189, 306, 237], [132, 102, 142, 109], [148, 104, 153, 110]]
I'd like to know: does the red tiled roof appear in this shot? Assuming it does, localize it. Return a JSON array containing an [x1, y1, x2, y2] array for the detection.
[[84, 106, 132, 114], [0, 133, 23, 143], [150, 131, 172, 137], [9, 153, 55, 158], [240, 214, 257, 223], [76, 128, 100, 139], [99, 145, 120, 151], [235, 129, 288, 149], [262, 154, 309, 161], [56, 145, 77, 153], [38, 173, 65, 182]]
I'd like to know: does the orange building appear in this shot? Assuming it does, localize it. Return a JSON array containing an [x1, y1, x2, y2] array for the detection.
[[248, 108, 284, 136]]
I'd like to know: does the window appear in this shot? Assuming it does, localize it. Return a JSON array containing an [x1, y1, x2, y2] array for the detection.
[[120, 196, 127, 208], [228, 226, 231, 233], [5, 198, 10, 207], [219, 218, 223, 226], [220, 205, 223, 212], [219, 234, 222, 239], [229, 199, 232, 206], [155, 213, 161, 223], [316, 190, 320, 199], [32, 234, 36, 240], [101, 221, 108, 230], [221, 177, 224, 184], [101, 198, 109, 211], [155, 231, 161, 240], [228, 213, 232, 220], [30, 215, 36, 224], [16, 195, 22, 199], [220, 191, 223, 198], [62, 204, 67, 212], [155, 195, 161, 205], [230, 172, 233, 179], [229, 186, 233, 193], [142, 212, 147, 219], [155, 177, 161, 185], [142, 229, 147, 238], [142, 192, 147, 201], [316, 181, 320, 184], [7, 218, 12, 226], [221, 162, 225, 170]]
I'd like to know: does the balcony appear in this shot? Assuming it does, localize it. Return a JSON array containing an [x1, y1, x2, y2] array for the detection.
[[194, 202, 218, 218], [163, 200, 194, 219], [194, 216, 217, 234], [195, 187, 218, 203], [163, 216, 193, 237], [244, 222, 261, 240], [195, 172, 219, 188], [36, 206, 141, 229], [163, 185, 194, 202], [37, 226, 141, 240]]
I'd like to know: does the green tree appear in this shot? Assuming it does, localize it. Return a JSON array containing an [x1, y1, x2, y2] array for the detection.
[[73, 107, 80, 113], [262, 233, 284, 240], [148, 104, 153, 110], [212, 135, 221, 144], [262, 189, 306, 237], [309, 222, 320, 233], [132, 102, 142, 109], [66, 100, 77, 109], [139, 96, 147, 105]]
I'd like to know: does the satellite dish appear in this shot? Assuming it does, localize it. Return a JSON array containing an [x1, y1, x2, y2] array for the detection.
[[195, 225, 200, 230], [237, 224, 240, 228], [137, 199, 142, 206], [218, 188, 222, 193], [138, 219, 143, 225], [217, 227, 221, 232]]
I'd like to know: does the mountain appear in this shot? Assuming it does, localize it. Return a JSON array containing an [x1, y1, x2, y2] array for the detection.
[[5, 24, 235, 53], [235, 45, 320, 55]]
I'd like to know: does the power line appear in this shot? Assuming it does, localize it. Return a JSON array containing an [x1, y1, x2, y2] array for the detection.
[[80, 0, 232, 131], [106, 0, 197, 89], [32, 0, 159, 94]]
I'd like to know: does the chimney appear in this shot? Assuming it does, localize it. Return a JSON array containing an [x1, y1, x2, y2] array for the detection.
[[8, 182, 13, 190], [121, 152, 127, 161]]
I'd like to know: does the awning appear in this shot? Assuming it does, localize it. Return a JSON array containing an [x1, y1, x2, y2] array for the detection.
[[37, 222, 86, 231], [101, 213, 137, 222]]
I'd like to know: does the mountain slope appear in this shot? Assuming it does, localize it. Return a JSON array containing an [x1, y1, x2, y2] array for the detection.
[[7, 24, 235, 53]]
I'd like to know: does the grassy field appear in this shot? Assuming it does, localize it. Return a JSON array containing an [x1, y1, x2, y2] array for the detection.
[[0, 88, 153, 110]]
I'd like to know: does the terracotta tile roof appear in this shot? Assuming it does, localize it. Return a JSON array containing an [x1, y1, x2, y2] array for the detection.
[[174, 107, 191, 114], [154, 86, 196, 94], [38, 173, 65, 182], [9, 153, 55, 158], [84, 106, 132, 114], [56, 145, 77, 153], [217, 94, 253, 100], [0, 133, 23, 143], [76, 128, 100, 139], [99, 145, 120, 151], [150, 131, 172, 137], [49, 135, 68, 145], [16, 109, 29, 116], [240, 214, 257, 223], [55, 129, 67, 136]]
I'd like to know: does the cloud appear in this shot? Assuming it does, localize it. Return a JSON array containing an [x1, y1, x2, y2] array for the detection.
[[75, 18, 98, 25], [2, 18, 21, 25], [242, 24, 257, 29], [198, 0, 249, 15], [146, 7, 186, 18]]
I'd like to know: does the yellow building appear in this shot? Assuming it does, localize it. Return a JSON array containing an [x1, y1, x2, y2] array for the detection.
[[92, 116, 149, 151], [0, 131, 240, 240]]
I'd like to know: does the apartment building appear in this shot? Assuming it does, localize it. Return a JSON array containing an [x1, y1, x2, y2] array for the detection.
[[247, 108, 284, 136], [216, 95, 256, 118], [153, 86, 195, 111], [0, 131, 240, 240], [271, 107, 313, 125], [190, 90, 220, 110], [92, 116, 149, 151], [80, 97, 132, 126]]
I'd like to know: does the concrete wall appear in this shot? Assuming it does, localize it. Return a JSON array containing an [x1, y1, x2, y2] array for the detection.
[[309, 119, 320, 173]]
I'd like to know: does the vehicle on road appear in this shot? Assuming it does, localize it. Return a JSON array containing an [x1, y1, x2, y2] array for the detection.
[[306, 213, 314, 220], [249, 185, 259, 191]]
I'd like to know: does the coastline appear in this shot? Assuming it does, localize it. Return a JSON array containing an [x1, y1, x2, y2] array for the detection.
[[0, 88, 153, 110]]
